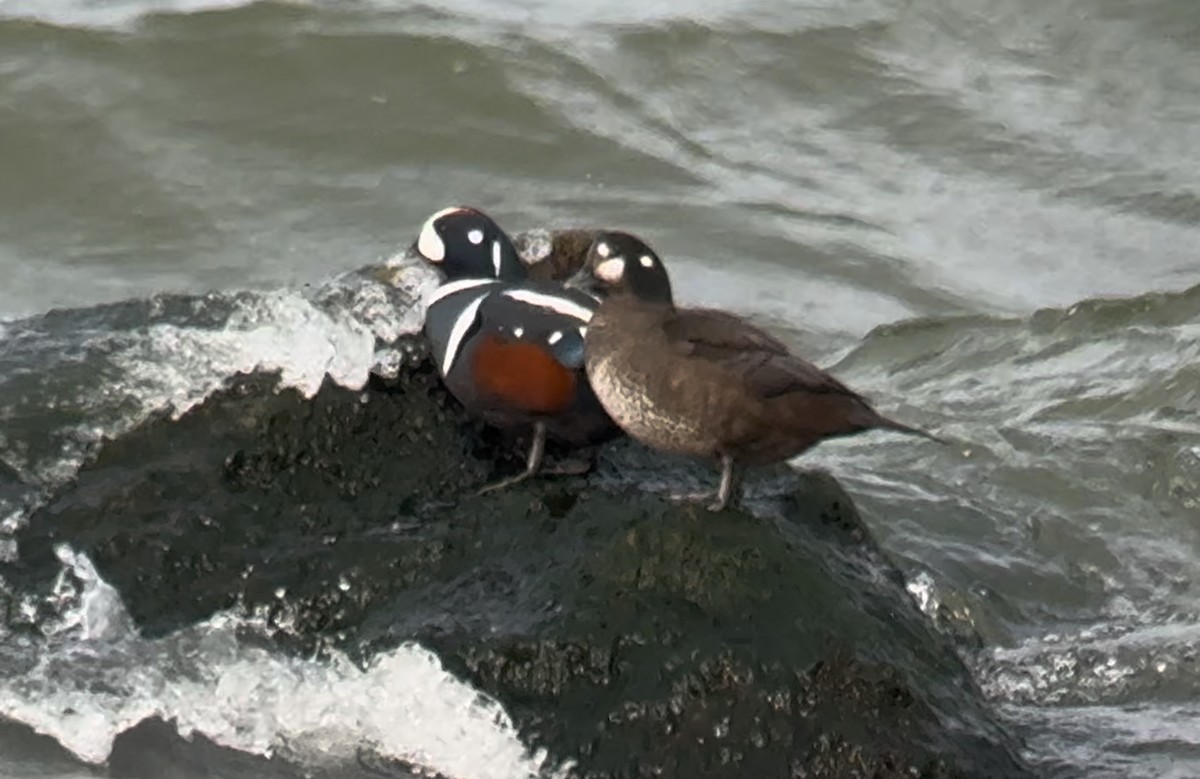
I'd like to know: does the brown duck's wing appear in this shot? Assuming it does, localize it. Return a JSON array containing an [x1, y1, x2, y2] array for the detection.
[[663, 308, 947, 444], [662, 309, 859, 399]]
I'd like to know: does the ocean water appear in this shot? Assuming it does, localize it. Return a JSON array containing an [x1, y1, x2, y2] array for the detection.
[[0, 0, 1198, 777]]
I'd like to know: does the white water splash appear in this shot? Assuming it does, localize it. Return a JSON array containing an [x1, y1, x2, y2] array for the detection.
[[0, 256, 440, 503], [0, 257, 557, 778], [979, 617, 1200, 707], [905, 570, 942, 617], [110, 290, 374, 420], [0, 0, 271, 27], [0, 547, 568, 779]]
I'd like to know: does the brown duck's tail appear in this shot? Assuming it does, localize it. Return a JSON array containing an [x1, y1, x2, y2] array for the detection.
[[873, 415, 950, 445]]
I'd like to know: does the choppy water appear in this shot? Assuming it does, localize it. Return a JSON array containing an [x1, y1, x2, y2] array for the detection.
[[0, 0, 1198, 777]]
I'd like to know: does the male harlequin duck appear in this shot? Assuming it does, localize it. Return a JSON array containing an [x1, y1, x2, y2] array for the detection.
[[416, 205, 602, 284], [567, 231, 946, 511], [413, 207, 619, 493]]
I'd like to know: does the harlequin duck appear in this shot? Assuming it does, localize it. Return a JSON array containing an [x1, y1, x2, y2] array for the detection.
[[413, 207, 619, 493], [415, 205, 602, 285], [567, 231, 946, 511]]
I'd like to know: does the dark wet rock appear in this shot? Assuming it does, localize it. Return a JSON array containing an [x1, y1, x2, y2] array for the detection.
[[0, 458, 28, 508], [9, 337, 1036, 779]]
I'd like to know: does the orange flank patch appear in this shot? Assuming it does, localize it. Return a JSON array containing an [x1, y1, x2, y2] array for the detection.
[[470, 334, 577, 414]]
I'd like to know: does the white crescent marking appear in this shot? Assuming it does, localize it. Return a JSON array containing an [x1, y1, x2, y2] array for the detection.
[[501, 289, 594, 323], [441, 292, 490, 377], [416, 206, 465, 262], [595, 258, 625, 283], [427, 277, 498, 307]]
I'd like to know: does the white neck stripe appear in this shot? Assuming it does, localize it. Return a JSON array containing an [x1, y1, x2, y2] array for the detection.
[[427, 277, 498, 306]]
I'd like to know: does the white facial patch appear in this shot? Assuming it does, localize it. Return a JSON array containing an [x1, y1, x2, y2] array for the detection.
[[441, 292, 489, 377], [547, 330, 563, 345], [491, 240, 502, 275], [595, 258, 625, 283], [427, 277, 498, 307], [467, 228, 484, 245], [502, 289, 594, 323], [639, 254, 654, 268], [595, 242, 611, 258], [415, 206, 464, 262]]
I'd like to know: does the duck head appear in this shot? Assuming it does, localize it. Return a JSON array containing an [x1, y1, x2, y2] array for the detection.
[[412, 206, 526, 281], [567, 231, 675, 306]]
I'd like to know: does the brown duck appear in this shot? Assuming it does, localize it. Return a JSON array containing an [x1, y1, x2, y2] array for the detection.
[[567, 231, 946, 511]]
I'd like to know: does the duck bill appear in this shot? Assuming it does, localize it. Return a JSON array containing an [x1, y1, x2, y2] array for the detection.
[[564, 267, 602, 297]]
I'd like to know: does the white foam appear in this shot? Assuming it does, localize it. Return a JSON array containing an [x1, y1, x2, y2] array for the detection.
[[0, 259, 438, 548], [0, 0, 256, 28], [44, 545, 133, 643], [0, 0, 880, 32], [0, 261, 568, 777], [0, 547, 569, 779], [997, 702, 1200, 779], [977, 616, 1200, 707], [90, 271, 429, 452], [111, 289, 376, 421], [325, 261, 441, 345], [905, 570, 941, 618]]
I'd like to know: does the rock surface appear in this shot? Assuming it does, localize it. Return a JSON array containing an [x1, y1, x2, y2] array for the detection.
[[9, 337, 1036, 779]]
